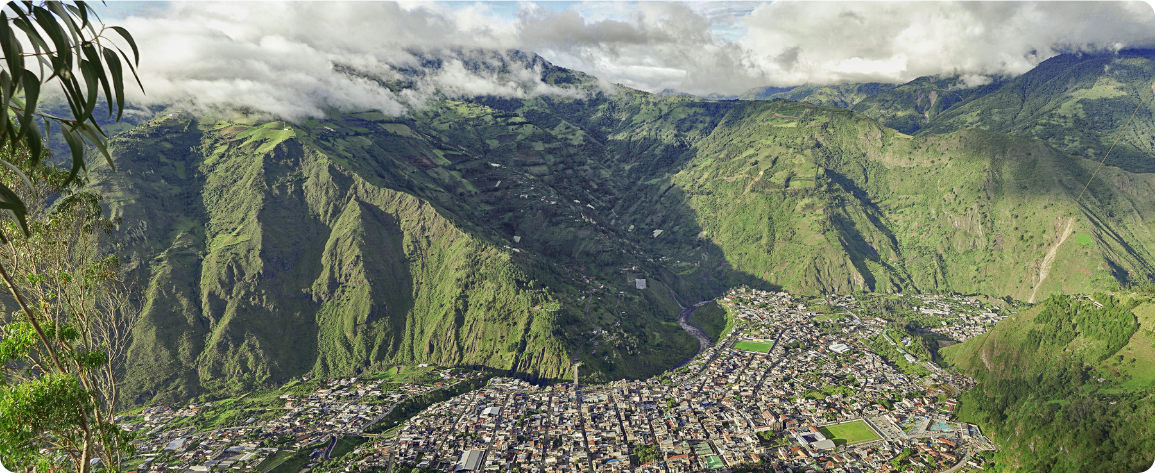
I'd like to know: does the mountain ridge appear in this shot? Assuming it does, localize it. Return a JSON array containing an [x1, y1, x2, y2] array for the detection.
[[740, 49, 1155, 173]]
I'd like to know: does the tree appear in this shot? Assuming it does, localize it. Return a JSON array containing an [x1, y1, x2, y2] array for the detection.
[[0, 1, 143, 472], [633, 443, 659, 465], [0, 144, 139, 471]]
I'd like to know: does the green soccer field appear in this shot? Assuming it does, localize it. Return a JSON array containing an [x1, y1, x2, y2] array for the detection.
[[733, 341, 774, 353], [820, 420, 882, 445]]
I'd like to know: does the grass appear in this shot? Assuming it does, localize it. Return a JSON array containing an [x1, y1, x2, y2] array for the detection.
[[328, 436, 370, 460], [266, 439, 327, 473], [820, 419, 882, 446], [815, 311, 845, 322], [373, 365, 437, 384], [689, 301, 728, 342], [1096, 301, 1155, 392], [255, 450, 294, 473], [733, 341, 774, 353]]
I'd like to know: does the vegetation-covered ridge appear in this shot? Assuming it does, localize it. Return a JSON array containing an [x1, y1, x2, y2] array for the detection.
[[93, 52, 1155, 404], [594, 98, 1155, 297], [95, 115, 576, 406], [944, 292, 1155, 472], [747, 49, 1155, 174]]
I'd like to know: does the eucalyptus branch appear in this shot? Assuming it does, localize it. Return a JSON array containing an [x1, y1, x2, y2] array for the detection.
[[0, 260, 64, 372], [0, 25, 119, 61]]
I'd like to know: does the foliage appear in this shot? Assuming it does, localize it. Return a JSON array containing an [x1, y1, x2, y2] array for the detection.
[[0, 143, 139, 470], [688, 301, 727, 342], [0, 0, 141, 233], [304, 436, 371, 473], [1030, 294, 1139, 361], [632, 442, 659, 465], [944, 294, 1155, 472], [0, 2, 143, 471]]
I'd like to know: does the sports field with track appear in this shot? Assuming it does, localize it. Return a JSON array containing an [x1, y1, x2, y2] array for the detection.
[[820, 420, 882, 446]]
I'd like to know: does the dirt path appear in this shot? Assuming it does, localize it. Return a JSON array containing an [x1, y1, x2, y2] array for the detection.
[[742, 169, 765, 196], [1030, 216, 1075, 303]]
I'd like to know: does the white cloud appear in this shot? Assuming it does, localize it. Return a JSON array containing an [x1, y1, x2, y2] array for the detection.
[[104, 1, 1155, 118], [951, 74, 994, 90], [117, 2, 580, 120], [741, 2, 1155, 88]]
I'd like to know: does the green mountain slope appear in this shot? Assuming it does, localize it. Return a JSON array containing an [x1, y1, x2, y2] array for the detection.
[[847, 75, 1005, 135], [608, 99, 1155, 296], [919, 49, 1155, 173], [95, 54, 1155, 404], [96, 116, 577, 403], [943, 294, 1155, 472], [740, 82, 897, 108], [743, 50, 1155, 173]]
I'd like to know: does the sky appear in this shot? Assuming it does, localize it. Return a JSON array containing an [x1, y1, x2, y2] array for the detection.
[[90, 1, 1155, 119]]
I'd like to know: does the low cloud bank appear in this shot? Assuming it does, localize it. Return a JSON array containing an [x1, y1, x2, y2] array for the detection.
[[118, 3, 595, 120], [107, 2, 1155, 119]]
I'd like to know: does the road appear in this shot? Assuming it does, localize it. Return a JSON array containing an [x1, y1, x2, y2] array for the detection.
[[322, 434, 337, 460], [753, 328, 787, 390], [642, 400, 671, 473], [607, 391, 635, 473], [575, 386, 596, 472], [358, 404, 397, 435], [360, 377, 471, 435], [480, 393, 511, 471], [943, 448, 973, 473], [428, 383, 486, 469], [539, 391, 555, 472]]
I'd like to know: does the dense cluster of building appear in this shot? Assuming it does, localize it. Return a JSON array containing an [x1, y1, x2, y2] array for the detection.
[[908, 294, 1007, 342], [360, 290, 996, 472], [121, 370, 480, 472], [126, 290, 1003, 473]]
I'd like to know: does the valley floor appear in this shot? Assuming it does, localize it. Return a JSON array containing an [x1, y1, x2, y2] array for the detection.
[[121, 290, 1011, 473]]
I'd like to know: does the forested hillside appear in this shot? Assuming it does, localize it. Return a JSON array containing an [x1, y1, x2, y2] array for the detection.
[[96, 115, 580, 404], [919, 50, 1155, 173], [944, 294, 1155, 472]]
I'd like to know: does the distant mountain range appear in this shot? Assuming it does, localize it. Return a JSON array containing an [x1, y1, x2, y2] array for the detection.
[[85, 50, 1155, 405]]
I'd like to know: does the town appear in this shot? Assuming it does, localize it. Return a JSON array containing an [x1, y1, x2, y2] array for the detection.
[[117, 367, 486, 473], [121, 290, 1008, 473]]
